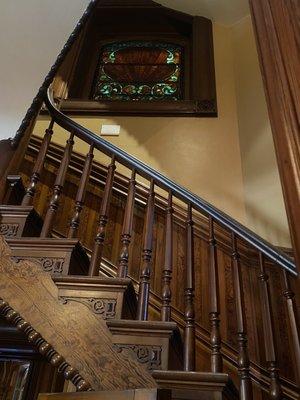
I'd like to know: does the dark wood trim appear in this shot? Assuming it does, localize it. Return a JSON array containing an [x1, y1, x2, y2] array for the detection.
[[249, 0, 300, 270], [88, 248, 299, 400], [0, 299, 92, 391], [26, 134, 294, 266], [56, 99, 217, 117], [66, 1, 217, 117]]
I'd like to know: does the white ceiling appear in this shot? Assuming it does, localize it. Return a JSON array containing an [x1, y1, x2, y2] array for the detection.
[[158, 0, 250, 26]]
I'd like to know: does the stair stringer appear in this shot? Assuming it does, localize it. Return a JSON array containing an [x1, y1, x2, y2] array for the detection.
[[0, 236, 156, 391]]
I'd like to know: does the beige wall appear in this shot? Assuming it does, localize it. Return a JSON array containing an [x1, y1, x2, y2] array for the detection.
[[35, 23, 247, 225], [231, 16, 291, 246], [33, 19, 291, 247]]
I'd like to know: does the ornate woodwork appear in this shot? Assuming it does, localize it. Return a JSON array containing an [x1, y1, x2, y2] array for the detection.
[[0, 237, 156, 391], [107, 320, 182, 371], [0, 300, 91, 392], [64, 0, 217, 117], [17, 134, 300, 398], [7, 238, 89, 276], [0, 205, 42, 238], [54, 276, 137, 320]]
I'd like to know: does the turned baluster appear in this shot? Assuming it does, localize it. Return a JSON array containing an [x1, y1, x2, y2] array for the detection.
[[258, 253, 282, 399], [68, 144, 94, 239], [137, 180, 155, 320], [89, 156, 116, 276], [282, 270, 300, 384], [117, 169, 136, 278], [22, 120, 54, 206], [208, 216, 223, 372], [40, 132, 74, 238], [184, 203, 196, 371], [231, 233, 252, 400], [161, 190, 174, 322]]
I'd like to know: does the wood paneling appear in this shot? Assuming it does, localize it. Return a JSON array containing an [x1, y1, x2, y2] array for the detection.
[[19, 147, 300, 392], [0, 236, 156, 391]]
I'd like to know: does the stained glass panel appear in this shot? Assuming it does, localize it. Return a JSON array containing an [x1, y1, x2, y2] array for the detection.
[[92, 41, 183, 101]]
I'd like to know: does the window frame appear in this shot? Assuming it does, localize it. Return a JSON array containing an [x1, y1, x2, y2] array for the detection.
[[63, 3, 217, 117]]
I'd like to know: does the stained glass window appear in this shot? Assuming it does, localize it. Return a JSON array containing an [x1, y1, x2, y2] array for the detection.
[[92, 41, 183, 101]]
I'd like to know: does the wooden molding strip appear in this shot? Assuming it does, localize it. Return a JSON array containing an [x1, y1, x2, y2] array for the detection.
[[0, 298, 92, 391]]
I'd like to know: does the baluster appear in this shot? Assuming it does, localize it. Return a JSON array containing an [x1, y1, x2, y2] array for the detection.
[[208, 216, 223, 372], [89, 156, 116, 276], [161, 190, 174, 322], [22, 120, 54, 206], [40, 132, 74, 238], [137, 180, 155, 320], [183, 203, 196, 371], [231, 233, 252, 400], [282, 270, 300, 384], [68, 144, 94, 239], [258, 253, 282, 399], [117, 169, 136, 278]]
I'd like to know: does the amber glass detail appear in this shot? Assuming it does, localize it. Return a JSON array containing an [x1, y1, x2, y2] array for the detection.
[[92, 41, 182, 101]]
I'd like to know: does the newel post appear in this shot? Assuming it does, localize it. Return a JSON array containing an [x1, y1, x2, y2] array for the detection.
[[249, 0, 300, 269]]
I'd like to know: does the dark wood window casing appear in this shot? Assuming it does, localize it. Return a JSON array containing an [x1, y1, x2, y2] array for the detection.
[[63, 0, 217, 117]]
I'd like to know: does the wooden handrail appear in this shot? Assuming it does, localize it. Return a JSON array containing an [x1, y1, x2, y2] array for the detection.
[[44, 87, 297, 276]]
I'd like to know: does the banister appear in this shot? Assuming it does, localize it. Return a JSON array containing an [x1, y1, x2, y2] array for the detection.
[[45, 88, 297, 276]]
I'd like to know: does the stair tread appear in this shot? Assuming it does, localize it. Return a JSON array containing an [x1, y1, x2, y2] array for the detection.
[[6, 237, 83, 247], [152, 370, 239, 399], [107, 319, 178, 333], [152, 370, 230, 384], [53, 275, 132, 288]]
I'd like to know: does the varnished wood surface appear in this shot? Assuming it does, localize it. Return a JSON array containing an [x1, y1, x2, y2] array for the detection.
[[249, 0, 300, 268], [38, 389, 169, 400], [0, 236, 156, 391], [18, 146, 300, 391]]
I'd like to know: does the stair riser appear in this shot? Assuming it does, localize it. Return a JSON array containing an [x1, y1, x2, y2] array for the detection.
[[6, 238, 89, 276], [55, 278, 136, 321], [0, 206, 42, 238]]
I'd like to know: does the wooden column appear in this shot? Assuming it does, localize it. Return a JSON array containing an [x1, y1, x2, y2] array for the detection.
[[183, 204, 196, 371], [137, 180, 155, 321], [68, 144, 94, 238], [282, 270, 300, 384], [232, 233, 252, 400], [40, 132, 74, 238], [208, 216, 223, 372], [22, 120, 54, 206], [161, 191, 174, 322], [249, 0, 300, 268], [117, 169, 136, 278], [258, 253, 282, 399], [89, 156, 115, 276]]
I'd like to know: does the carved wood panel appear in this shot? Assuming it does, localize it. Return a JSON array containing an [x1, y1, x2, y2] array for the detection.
[[19, 154, 299, 385]]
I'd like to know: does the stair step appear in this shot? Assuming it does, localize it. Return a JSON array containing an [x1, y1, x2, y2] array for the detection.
[[152, 371, 239, 400], [0, 205, 43, 238], [107, 320, 183, 372], [38, 389, 171, 400], [6, 238, 89, 276], [53, 276, 137, 320]]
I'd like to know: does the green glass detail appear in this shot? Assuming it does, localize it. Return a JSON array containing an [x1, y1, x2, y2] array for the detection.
[[92, 41, 183, 101]]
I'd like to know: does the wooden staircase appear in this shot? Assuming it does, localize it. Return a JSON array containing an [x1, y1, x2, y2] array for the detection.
[[0, 86, 299, 400]]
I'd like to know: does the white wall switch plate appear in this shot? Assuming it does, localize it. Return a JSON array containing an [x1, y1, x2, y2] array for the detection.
[[101, 124, 120, 136]]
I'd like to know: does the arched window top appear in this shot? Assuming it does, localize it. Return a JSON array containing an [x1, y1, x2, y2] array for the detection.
[[92, 41, 183, 101]]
